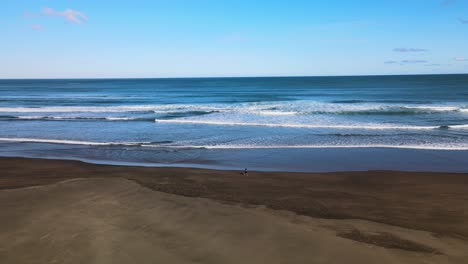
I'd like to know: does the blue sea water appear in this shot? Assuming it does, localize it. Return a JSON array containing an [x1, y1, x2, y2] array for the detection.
[[1, 75, 468, 172]]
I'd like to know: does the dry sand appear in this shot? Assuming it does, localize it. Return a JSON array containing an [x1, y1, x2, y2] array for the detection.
[[1, 157, 468, 263]]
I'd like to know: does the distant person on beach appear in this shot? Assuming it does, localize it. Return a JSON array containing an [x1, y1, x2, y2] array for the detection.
[[241, 168, 248, 176]]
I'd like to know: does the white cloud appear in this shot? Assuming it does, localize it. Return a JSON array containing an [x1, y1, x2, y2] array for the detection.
[[31, 24, 43, 31], [384, 60, 428, 65], [393, 48, 426, 52], [41, 7, 88, 24], [454, 57, 468, 61]]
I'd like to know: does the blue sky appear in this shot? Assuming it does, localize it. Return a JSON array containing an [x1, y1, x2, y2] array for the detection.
[[1, 0, 468, 78]]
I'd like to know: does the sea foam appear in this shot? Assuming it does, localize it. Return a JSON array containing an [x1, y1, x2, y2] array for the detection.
[[154, 119, 468, 130], [2, 137, 467, 150], [0, 138, 148, 146]]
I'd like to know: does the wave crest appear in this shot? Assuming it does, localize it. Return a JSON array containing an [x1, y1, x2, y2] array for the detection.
[[0, 138, 148, 146], [0, 103, 466, 116], [154, 119, 468, 130], [2, 137, 468, 150]]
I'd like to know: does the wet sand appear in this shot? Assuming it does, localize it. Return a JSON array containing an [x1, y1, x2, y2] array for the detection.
[[1, 157, 468, 263]]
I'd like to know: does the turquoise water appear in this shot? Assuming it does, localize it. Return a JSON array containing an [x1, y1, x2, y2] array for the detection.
[[1, 75, 468, 171]]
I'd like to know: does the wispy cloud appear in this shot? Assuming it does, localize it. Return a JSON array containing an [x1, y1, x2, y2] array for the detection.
[[31, 24, 43, 31], [300, 20, 372, 31], [385, 60, 428, 65], [425, 63, 441, 67], [41, 7, 88, 24], [401, 60, 427, 64], [393, 48, 426, 52], [460, 19, 468, 24], [454, 57, 468, 61], [23, 7, 88, 25]]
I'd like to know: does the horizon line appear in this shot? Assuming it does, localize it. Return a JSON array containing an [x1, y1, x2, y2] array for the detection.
[[1, 72, 468, 80]]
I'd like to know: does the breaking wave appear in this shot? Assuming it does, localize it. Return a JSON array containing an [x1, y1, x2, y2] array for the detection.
[[142, 144, 468, 151], [0, 138, 148, 146], [154, 119, 468, 130], [1, 137, 468, 150], [0, 103, 466, 116]]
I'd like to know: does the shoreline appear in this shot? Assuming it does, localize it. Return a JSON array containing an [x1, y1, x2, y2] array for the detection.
[[3, 153, 468, 173], [2, 142, 468, 173]]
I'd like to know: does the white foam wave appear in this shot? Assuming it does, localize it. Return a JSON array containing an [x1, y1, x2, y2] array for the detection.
[[1, 102, 466, 115], [105, 117, 138, 121], [0, 105, 221, 113], [15, 116, 139, 121], [256, 111, 298, 116], [0, 138, 147, 146], [17, 116, 47, 120], [2, 137, 467, 150], [404, 106, 461, 112], [450, 124, 468, 129], [141, 144, 468, 151], [154, 119, 451, 130], [0, 106, 144, 113]]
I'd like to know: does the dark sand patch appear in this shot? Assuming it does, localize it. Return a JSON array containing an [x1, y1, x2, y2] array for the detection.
[[338, 229, 442, 254]]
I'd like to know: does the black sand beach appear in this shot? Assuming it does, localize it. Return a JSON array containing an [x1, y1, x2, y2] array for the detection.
[[1, 157, 467, 263]]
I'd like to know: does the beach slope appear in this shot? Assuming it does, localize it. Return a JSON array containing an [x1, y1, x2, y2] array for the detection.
[[1, 157, 467, 263]]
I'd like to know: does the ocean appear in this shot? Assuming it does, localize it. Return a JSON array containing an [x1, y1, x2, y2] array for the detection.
[[1, 75, 468, 172]]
